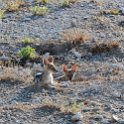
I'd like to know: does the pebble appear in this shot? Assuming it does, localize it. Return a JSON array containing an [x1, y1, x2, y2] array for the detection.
[[101, 119, 111, 124], [118, 119, 124, 124], [70, 49, 82, 59], [103, 104, 111, 112], [71, 112, 83, 122], [94, 115, 103, 121], [111, 115, 119, 122], [120, 7, 124, 14]]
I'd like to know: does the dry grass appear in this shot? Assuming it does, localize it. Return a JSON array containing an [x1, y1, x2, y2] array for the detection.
[[6, 0, 25, 12], [90, 0, 104, 6], [60, 28, 91, 46], [42, 96, 83, 114], [0, 67, 33, 83], [91, 41, 120, 54], [100, 9, 121, 15]]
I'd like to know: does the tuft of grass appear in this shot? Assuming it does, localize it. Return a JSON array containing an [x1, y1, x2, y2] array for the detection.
[[42, 97, 83, 114], [30, 6, 48, 16], [0, 9, 5, 19], [61, 0, 70, 8], [91, 41, 120, 54], [60, 0, 77, 8], [101, 9, 121, 15], [6, 0, 25, 12], [35, 0, 49, 4], [60, 102, 82, 113], [21, 38, 33, 45], [60, 28, 90, 46], [18, 46, 36, 60]]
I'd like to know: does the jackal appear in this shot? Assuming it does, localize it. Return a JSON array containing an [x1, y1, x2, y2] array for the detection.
[[34, 56, 58, 87]]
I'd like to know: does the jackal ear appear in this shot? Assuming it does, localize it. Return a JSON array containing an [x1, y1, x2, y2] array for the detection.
[[48, 56, 54, 63], [63, 64, 67, 72], [72, 64, 77, 72]]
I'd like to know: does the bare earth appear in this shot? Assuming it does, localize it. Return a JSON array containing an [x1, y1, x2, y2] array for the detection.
[[0, 0, 124, 124]]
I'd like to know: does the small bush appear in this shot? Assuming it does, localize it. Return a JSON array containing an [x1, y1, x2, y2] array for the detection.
[[6, 0, 25, 12], [35, 0, 49, 4], [0, 9, 5, 19], [60, 28, 90, 46], [21, 38, 33, 44], [60, 102, 82, 113], [30, 6, 48, 16], [101, 9, 121, 15], [91, 41, 120, 54], [61, 0, 70, 8], [18, 46, 36, 60]]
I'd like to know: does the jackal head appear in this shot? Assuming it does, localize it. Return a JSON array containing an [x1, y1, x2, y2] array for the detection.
[[63, 64, 77, 80], [43, 56, 58, 72]]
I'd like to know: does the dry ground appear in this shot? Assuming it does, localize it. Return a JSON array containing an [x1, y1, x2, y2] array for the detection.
[[0, 0, 124, 124]]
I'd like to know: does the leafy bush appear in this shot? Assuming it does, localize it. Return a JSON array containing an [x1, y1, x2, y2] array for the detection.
[[61, 0, 70, 8], [30, 6, 48, 16], [6, 0, 25, 12], [18, 46, 36, 60], [21, 38, 33, 44], [110, 9, 120, 15], [35, 0, 49, 4], [0, 9, 5, 19], [101, 9, 121, 15]]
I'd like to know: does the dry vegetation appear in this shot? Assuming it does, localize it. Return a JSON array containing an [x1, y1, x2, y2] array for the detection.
[[91, 41, 120, 54], [5, 0, 25, 12], [0, 0, 124, 123], [60, 28, 91, 46]]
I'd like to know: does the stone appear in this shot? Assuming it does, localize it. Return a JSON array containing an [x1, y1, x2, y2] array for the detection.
[[118, 119, 124, 124], [101, 119, 111, 124], [103, 104, 111, 112], [70, 49, 82, 59], [120, 7, 124, 14], [75, 121, 83, 124], [82, 107, 91, 112], [71, 112, 83, 122], [94, 115, 103, 121], [111, 115, 119, 122]]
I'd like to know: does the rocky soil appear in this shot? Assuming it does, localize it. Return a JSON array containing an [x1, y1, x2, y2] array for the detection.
[[0, 0, 124, 124]]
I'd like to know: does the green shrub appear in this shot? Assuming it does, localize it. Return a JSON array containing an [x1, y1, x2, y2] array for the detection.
[[6, 0, 25, 12], [30, 6, 48, 16], [21, 38, 33, 44], [0, 9, 5, 19], [61, 0, 70, 8], [110, 9, 120, 15], [18, 46, 36, 60], [35, 0, 49, 4]]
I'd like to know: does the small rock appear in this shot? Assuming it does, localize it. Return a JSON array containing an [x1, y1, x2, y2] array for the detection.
[[118, 21, 124, 27], [111, 115, 119, 122], [118, 119, 124, 124], [70, 49, 82, 59], [89, 120, 97, 124], [82, 107, 91, 112], [111, 108, 120, 114], [83, 16, 89, 20], [103, 104, 111, 112], [120, 7, 124, 14], [71, 112, 83, 122], [0, 119, 4, 123], [94, 115, 103, 121], [101, 119, 111, 124], [23, 18, 31, 21], [75, 121, 83, 124]]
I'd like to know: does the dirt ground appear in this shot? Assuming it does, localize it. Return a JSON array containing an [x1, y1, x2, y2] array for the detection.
[[0, 0, 124, 124]]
